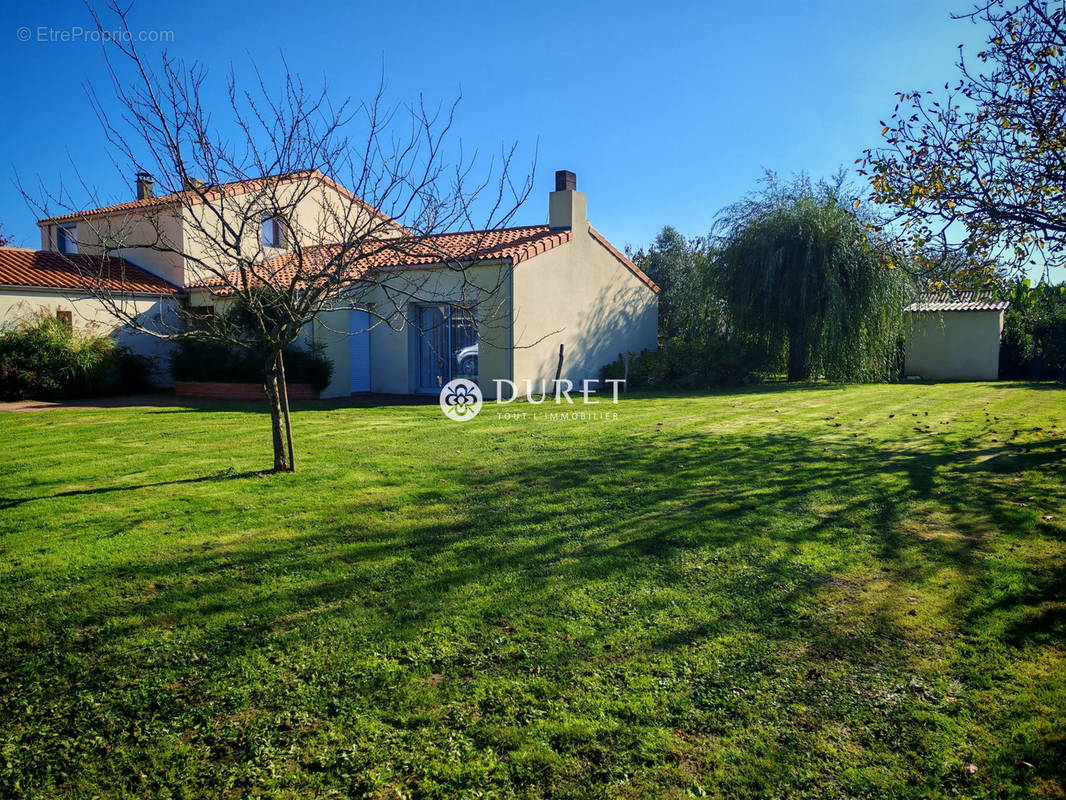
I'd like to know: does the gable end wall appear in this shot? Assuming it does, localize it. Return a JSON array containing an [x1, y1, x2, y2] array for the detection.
[[510, 227, 657, 392]]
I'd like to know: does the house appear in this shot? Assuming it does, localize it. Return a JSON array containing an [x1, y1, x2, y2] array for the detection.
[[0, 248, 181, 367], [903, 292, 1010, 381], [2, 169, 659, 399]]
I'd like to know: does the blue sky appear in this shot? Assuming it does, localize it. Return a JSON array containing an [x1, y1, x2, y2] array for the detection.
[[4, 0, 1018, 269]]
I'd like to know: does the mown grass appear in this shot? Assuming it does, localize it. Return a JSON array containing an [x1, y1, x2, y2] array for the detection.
[[0, 382, 1064, 799]]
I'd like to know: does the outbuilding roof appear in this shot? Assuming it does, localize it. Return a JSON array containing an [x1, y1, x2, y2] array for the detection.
[[904, 291, 1009, 312]]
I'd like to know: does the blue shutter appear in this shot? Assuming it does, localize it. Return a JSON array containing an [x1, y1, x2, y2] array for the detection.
[[349, 310, 371, 393]]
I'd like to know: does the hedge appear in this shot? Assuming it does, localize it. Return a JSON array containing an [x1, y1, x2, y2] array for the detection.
[[169, 339, 334, 392], [601, 337, 761, 390]]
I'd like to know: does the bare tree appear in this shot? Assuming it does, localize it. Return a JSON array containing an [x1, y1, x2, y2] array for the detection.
[[21, 2, 533, 472]]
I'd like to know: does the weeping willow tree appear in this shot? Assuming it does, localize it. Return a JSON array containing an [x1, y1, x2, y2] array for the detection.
[[713, 174, 914, 382]]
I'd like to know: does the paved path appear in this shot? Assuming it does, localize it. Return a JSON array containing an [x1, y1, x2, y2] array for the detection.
[[0, 392, 435, 413], [0, 393, 183, 413]]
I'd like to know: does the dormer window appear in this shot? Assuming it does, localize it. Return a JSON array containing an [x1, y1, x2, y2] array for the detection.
[[261, 215, 285, 249], [57, 224, 77, 254]]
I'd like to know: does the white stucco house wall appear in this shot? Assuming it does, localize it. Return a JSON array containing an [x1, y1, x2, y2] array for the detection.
[[2, 169, 659, 398], [0, 248, 181, 381], [903, 292, 1010, 381]]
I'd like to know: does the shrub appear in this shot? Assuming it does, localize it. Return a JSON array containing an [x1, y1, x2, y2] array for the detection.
[[601, 337, 762, 390], [170, 340, 334, 392], [999, 310, 1032, 380], [998, 282, 1066, 382], [0, 315, 152, 400], [281, 346, 334, 391], [1031, 308, 1066, 381]]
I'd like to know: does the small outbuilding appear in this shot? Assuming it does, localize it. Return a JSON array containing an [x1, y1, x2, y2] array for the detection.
[[903, 291, 1010, 381]]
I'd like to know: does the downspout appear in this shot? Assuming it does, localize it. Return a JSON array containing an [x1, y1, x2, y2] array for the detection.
[[506, 257, 514, 394]]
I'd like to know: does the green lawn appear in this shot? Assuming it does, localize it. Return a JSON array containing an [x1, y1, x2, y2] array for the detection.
[[1, 383, 1064, 799]]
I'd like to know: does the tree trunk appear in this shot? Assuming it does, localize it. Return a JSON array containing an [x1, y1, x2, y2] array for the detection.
[[276, 350, 295, 472], [787, 326, 810, 382], [263, 353, 291, 472]]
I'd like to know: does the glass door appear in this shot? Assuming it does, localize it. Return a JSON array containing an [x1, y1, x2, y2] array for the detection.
[[418, 305, 449, 391], [417, 305, 478, 392], [450, 308, 478, 382]]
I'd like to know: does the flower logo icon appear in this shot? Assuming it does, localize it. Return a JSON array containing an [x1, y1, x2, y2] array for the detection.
[[439, 379, 483, 421]]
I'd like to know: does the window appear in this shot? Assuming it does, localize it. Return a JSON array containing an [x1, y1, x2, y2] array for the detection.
[[181, 297, 215, 318], [57, 224, 77, 254], [261, 215, 285, 248]]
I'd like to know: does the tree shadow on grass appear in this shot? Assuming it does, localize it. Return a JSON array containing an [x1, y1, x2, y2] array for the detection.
[[991, 381, 1066, 391], [143, 393, 439, 415], [8, 426, 1062, 654], [0, 469, 274, 511], [2, 421, 1063, 795]]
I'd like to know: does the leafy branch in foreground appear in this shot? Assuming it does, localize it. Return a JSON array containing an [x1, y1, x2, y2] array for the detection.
[[864, 0, 1066, 278]]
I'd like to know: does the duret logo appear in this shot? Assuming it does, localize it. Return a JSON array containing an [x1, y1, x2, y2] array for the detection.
[[439, 379, 483, 421], [439, 378, 625, 421]]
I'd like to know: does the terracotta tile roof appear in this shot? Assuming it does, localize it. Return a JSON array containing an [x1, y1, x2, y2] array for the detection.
[[187, 225, 574, 295], [0, 247, 179, 294], [905, 291, 1009, 312], [588, 227, 661, 294], [38, 169, 404, 233]]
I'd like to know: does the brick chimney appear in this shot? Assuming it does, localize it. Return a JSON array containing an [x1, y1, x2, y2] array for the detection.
[[135, 171, 154, 200], [549, 169, 586, 231]]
